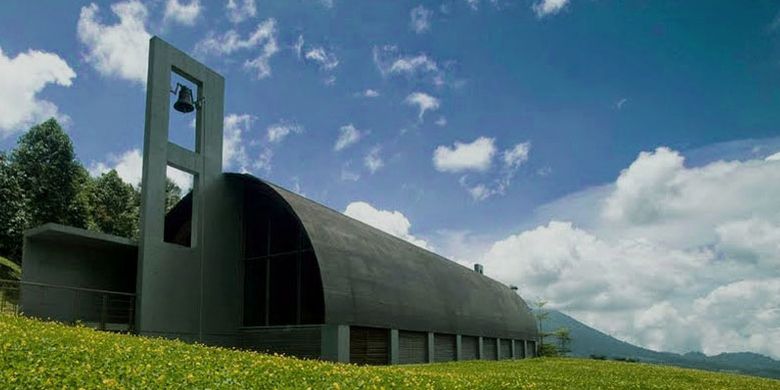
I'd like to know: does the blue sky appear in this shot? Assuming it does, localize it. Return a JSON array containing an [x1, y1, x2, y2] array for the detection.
[[2, 0, 780, 358]]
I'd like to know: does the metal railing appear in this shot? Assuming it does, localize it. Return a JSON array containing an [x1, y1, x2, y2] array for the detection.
[[0, 279, 135, 333]]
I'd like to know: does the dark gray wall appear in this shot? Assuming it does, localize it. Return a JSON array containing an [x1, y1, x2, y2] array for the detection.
[[20, 224, 137, 323], [241, 325, 322, 359]]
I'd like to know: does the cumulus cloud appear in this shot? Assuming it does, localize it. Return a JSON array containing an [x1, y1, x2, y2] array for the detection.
[[266, 120, 303, 143], [410, 5, 432, 33], [163, 0, 201, 26], [225, 0, 256, 24], [433, 137, 495, 173], [362, 89, 379, 98], [0, 47, 75, 137], [364, 146, 384, 173], [222, 114, 254, 172], [89, 149, 144, 186], [404, 92, 440, 121], [195, 19, 278, 79], [334, 124, 363, 151], [344, 201, 431, 249], [77, 1, 151, 85], [89, 150, 192, 191], [532, 0, 570, 17], [437, 140, 531, 201], [475, 146, 780, 358]]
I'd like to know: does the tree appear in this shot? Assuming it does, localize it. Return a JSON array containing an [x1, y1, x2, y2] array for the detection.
[[10, 119, 90, 229], [0, 255, 21, 280], [165, 178, 182, 213], [0, 152, 29, 263], [553, 327, 572, 356], [534, 300, 571, 356], [533, 300, 553, 356], [87, 170, 140, 239]]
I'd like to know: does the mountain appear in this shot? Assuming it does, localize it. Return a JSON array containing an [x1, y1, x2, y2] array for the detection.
[[541, 310, 780, 380]]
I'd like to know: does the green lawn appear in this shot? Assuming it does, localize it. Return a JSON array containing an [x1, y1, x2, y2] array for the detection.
[[0, 314, 777, 389]]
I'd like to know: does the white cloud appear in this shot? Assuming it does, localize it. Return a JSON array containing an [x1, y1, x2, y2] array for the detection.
[[252, 147, 273, 174], [223, 114, 254, 172], [466, 0, 480, 11], [440, 140, 531, 201], [503, 142, 531, 169], [410, 5, 432, 34], [475, 146, 780, 358], [765, 151, 780, 161], [195, 19, 278, 79], [616, 97, 628, 110], [532, 0, 570, 17], [77, 1, 151, 85], [89, 149, 144, 186], [373, 46, 438, 77], [404, 92, 440, 121], [435, 116, 447, 127], [433, 136, 495, 173], [293, 34, 304, 59], [226, 0, 256, 24], [304, 47, 339, 70], [166, 166, 194, 191], [389, 54, 438, 75], [364, 146, 384, 173], [0, 47, 75, 137], [362, 89, 380, 98], [89, 148, 193, 191], [341, 168, 360, 181], [267, 120, 303, 143], [344, 201, 431, 249], [334, 124, 363, 151], [163, 0, 201, 26]]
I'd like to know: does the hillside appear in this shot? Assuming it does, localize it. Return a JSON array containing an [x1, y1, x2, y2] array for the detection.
[[543, 310, 780, 379], [1, 315, 779, 389]]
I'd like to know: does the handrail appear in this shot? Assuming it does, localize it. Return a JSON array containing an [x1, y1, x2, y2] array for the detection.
[[0, 279, 136, 297]]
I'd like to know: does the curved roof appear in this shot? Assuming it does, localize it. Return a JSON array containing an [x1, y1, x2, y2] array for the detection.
[[229, 173, 538, 340]]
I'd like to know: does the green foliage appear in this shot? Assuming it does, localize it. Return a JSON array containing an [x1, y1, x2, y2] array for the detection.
[[165, 177, 182, 213], [86, 170, 140, 239], [1, 315, 778, 389], [0, 256, 21, 280], [553, 327, 572, 356], [10, 119, 90, 230], [0, 153, 29, 263], [539, 342, 561, 357]]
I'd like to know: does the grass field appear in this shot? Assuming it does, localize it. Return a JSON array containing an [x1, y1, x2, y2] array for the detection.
[[0, 314, 777, 389]]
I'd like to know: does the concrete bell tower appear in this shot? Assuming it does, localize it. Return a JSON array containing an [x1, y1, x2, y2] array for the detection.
[[135, 36, 238, 343]]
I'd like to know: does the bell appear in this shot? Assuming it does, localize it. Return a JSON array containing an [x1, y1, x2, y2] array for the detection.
[[173, 85, 196, 113]]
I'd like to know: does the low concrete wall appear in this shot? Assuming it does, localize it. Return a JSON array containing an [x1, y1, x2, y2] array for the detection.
[[20, 224, 137, 323]]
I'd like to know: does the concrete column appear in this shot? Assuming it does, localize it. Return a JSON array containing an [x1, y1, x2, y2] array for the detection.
[[497, 338, 502, 360], [455, 335, 462, 361], [523, 339, 529, 359], [477, 336, 484, 360], [321, 324, 349, 363], [390, 329, 399, 365], [511, 339, 516, 359], [427, 332, 435, 363]]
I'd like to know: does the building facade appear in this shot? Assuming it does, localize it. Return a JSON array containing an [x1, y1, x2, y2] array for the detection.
[[20, 37, 538, 364]]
